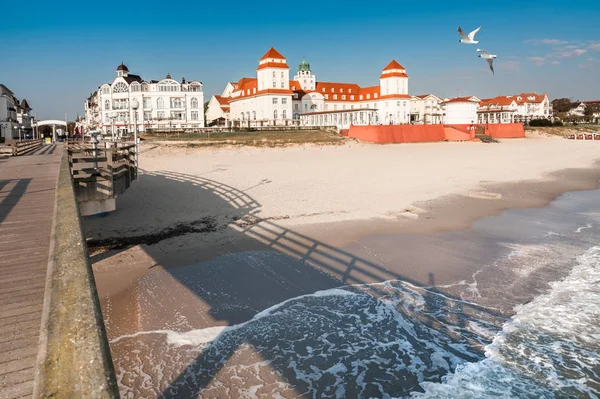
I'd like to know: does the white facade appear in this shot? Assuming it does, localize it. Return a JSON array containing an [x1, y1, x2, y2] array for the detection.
[[85, 64, 204, 135], [221, 48, 411, 130], [0, 84, 33, 141], [478, 93, 552, 124], [442, 96, 480, 124], [205, 82, 235, 126], [410, 94, 443, 124]]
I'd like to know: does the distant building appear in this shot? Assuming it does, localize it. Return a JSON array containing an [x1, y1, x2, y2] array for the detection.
[[410, 94, 443, 124], [214, 47, 412, 130], [205, 82, 235, 126], [0, 84, 33, 140], [478, 93, 552, 124], [441, 96, 480, 125], [85, 63, 204, 135]]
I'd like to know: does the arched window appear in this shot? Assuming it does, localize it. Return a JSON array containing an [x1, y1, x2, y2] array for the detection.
[[113, 82, 128, 93], [273, 110, 278, 119], [190, 97, 198, 108], [157, 98, 164, 109], [105, 100, 110, 110], [246, 111, 250, 120], [272, 71, 276, 78], [282, 110, 287, 119], [241, 113, 245, 121], [252, 111, 256, 120]]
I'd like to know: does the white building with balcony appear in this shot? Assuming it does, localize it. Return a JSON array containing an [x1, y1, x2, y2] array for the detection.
[[477, 93, 551, 124], [0, 84, 33, 141], [85, 63, 204, 135], [219, 48, 411, 130], [410, 94, 443, 124]]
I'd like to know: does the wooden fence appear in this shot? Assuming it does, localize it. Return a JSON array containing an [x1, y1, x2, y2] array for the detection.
[[0, 139, 44, 156], [67, 144, 137, 205]]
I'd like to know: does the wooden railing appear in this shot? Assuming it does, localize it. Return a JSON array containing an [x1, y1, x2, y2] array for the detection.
[[67, 144, 137, 216], [0, 139, 44, 156]]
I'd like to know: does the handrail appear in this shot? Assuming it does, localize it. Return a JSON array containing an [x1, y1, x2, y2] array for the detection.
[[33, 151, 120, 398]]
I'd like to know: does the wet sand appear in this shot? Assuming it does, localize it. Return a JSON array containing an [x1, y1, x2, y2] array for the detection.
[[82, 140, 600, 397]]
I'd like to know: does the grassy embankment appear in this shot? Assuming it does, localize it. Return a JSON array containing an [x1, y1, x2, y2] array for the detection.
[[140, 129, 346, 147], [525, 124, 600, 137]]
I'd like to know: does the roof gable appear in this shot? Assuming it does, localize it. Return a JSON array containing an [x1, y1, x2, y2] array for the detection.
[[260, 47, 285, 60]]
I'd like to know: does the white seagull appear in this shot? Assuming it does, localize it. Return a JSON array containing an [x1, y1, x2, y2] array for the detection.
[[457, 26, 481, 44], [477, 49, 497, 74]]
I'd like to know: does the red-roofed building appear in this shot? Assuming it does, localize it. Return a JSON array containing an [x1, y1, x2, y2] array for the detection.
[[476, 93, 552, 124], [215, 48, 412, 129]]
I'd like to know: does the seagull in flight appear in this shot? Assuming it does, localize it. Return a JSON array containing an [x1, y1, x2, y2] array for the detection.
[[458, 26, 481, 44], [477, 49, 497, 74]]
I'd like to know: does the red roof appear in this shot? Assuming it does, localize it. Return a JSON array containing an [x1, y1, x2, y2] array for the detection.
[[512, 92, 547, 104], [260, 47, 285, 60], [479, 96, 517, 107], [214, 95, 229, 105], [289, 80, 303, 91], [383, 60, 406, 71], [442, 96, 479, 104], [256, 61, 289, 70]]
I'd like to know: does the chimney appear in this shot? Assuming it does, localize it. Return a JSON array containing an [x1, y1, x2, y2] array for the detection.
[[182, 77, 186, 84]]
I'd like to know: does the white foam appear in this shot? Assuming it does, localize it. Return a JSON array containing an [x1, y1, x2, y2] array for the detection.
[[575, 223, 592, 233], [410, 245, 600, 398]]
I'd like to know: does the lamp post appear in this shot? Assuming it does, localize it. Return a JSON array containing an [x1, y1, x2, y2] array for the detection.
[[110, 111, 117, 142], [131, 98, 139, 171]]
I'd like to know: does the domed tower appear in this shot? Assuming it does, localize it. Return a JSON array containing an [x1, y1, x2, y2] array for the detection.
[[293, 59, 316, 91], [116, 63, 129, 78]]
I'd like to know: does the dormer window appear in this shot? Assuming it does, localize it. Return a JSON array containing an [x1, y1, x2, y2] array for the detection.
[[325, 94, 328, 99], [349, 89, 352, 93], [342, 95, 346, 100], [374, 93, 378, 98], [333, 95, 338, 100], [367, 94, 370, 99], [359, 95, 363, 100], [331, 88, 334, 93], [340, 88, 344, 93], [350, 95, 354, 100]]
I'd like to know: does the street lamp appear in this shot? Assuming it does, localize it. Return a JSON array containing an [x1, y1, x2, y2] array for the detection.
[[110, 111, 117, 141], [130, 98, 139, 173]]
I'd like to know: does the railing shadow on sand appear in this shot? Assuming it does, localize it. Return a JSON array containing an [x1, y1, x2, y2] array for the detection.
[[86, 170, 507, 398]]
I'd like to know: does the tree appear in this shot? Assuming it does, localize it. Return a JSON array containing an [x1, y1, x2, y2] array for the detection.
[[551, 98, 573, 113], [203, 101, 209, 119]]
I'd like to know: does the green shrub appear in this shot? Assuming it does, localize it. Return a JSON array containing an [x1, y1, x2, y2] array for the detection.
[[529, 119, 553, 127]]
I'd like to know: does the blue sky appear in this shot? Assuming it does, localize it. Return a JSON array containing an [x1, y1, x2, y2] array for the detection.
[[1, 0, 599, 120]]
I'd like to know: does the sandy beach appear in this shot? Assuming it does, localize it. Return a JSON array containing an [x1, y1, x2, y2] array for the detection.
[[83, 135, 600, 398]]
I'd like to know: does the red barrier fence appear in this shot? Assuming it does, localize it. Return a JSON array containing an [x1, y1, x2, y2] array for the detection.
[[346, 123, 525, 144], [347, 124, 446, 143]]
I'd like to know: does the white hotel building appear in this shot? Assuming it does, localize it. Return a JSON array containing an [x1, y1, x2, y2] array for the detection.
[[85, 64, 204, 135], [208, 48, 412, 130]]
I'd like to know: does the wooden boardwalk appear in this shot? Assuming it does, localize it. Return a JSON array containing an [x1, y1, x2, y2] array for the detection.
[[0, 144, 62, 399]]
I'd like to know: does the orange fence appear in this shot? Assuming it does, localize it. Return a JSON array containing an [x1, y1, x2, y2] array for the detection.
[[347, 124, 446, 143]]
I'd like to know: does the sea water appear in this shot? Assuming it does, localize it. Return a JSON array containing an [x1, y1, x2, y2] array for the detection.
[[109, 189, 600, 398]]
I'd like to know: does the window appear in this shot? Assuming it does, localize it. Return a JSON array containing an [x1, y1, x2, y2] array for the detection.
[[190, 97, 198, 108], [374, 93, 378, 98], [272, 71, 276, 78], [273, 98, 278, 104], [144, 112, 151, 121], [304, 104, 307, 111], [325, 104, 329, 111], [294, 104, 298, 111], [191, 111, 198, 120], [280, 72, 284, 78], [131, 84, 140, 92], [252, 111, 256, 120], [397, 101, 400, 107], [189, 84, 201, 92], [331, 88, 334, 92], [273, 81, 276, 88], [281, 82, 285, 88], [367, 94, 371, 99], [293, 93, 298, 99], [104, 113, 109, 123], [157, 111, 165, 119], [340, 88, 344, 93], [157, 98, 164, 109], [274, 110, 278, 119], [333, 95, 338, 100], [241, 113, 245, 121], [282, 110, 287, 119], [325, 94, 328, 100], [282, 98, 287, 104], [342, 95, 346, 100], [102, 86, 110, 94], [143, 98, 151, 109], [104, 100, 110, 110], [170, 98, 183, 108]]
